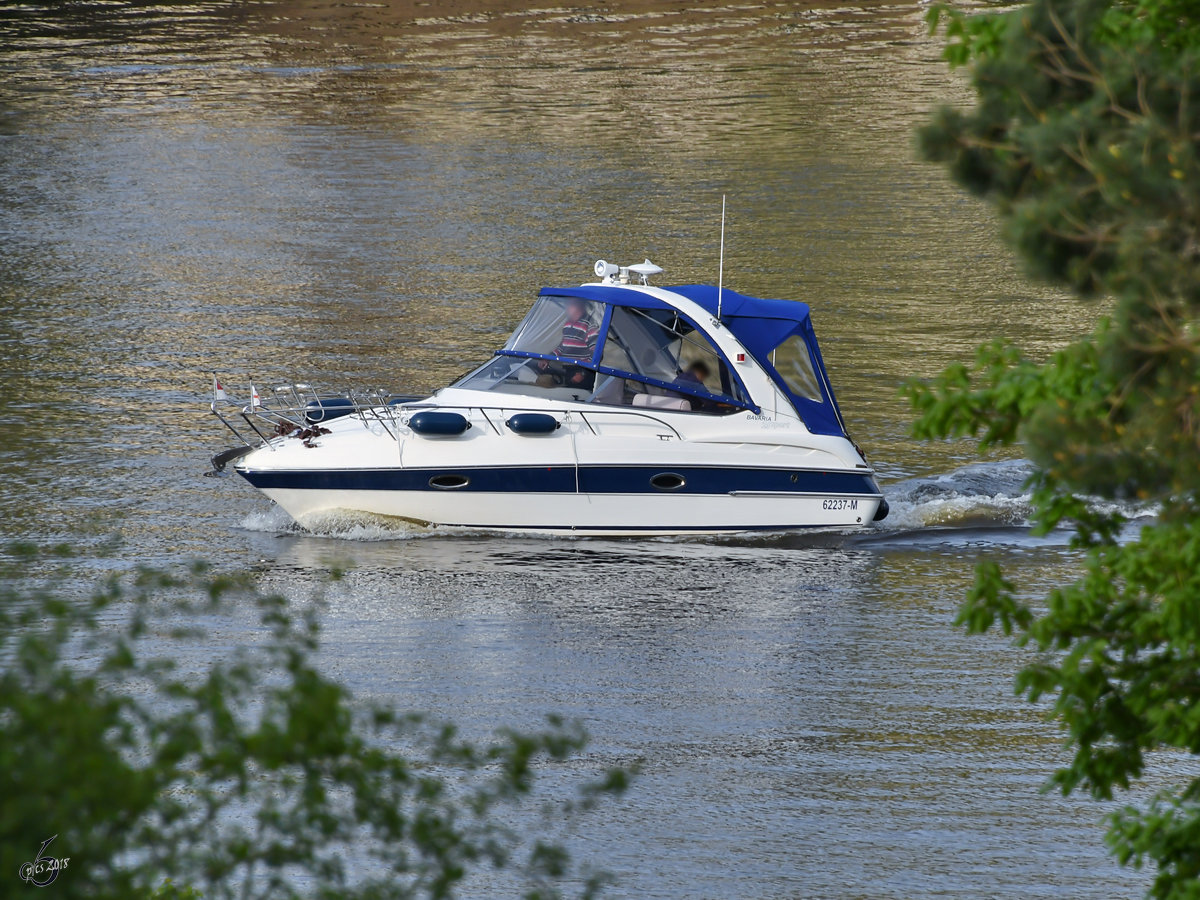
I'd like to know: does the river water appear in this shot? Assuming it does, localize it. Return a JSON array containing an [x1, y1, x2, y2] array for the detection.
[[0, 2, 1153, 897]]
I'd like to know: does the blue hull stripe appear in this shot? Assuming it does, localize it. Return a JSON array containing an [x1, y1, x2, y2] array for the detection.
[[239, 465, 879, 497]]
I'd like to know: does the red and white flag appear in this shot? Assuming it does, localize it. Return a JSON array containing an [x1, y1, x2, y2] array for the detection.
[[212, 373, 228, 403], [249, 380, 261, 408]]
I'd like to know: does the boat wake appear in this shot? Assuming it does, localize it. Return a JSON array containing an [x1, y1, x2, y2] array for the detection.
[[873, 458, 1156, 539], [879, 459, 1038, 532]]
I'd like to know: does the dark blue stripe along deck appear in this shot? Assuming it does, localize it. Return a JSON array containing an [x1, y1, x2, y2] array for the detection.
[[240, 465, 879, 496]]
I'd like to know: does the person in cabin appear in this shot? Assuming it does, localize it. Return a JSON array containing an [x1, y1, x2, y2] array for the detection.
[[669, 360, 713, 410], [536, 298, 599, 390], [673, 360, 733, 413], [675, 360, 711, 390]]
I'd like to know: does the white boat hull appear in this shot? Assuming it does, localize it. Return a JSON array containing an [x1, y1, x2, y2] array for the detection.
[[234, 395, 885, 537], [256, 485, 882, 536]]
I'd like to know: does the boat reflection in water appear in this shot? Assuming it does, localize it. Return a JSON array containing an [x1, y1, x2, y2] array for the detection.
[[212, 259, 888, 536]]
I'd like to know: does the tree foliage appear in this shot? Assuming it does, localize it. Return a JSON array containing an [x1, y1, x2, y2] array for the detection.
[[0, 544, 628, 900], [911, 0, 1200, 896]]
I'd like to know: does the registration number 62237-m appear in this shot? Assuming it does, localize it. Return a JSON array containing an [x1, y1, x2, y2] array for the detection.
[[821, 498, 859, 511]]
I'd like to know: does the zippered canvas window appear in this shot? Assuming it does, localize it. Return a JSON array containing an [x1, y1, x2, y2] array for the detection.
[[770, 335, 822, 402]]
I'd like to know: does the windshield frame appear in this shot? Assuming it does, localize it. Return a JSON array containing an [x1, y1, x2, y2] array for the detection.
[[490, 349, 754, 411], [502, 295, 609, 366], [509, 297, 753, 408], [454, 293, 760, 413]]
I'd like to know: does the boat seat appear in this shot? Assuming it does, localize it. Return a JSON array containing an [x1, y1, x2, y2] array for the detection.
[[633, 394, 691, 412], [590, 375, 626, 406]]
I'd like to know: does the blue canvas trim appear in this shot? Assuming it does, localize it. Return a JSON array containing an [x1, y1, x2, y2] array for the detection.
[[240, 465, 879, 497], [543, 283, 814, 323], [540, 284, 811, 323], [737, 320, 844, 436], [671, 286, 845, 436], [539, 285, 678, 311], [666, 284, 812, 322], [798, 316, 848, 433], [592, 303, 615, 367], [516, 296, 757, 412], [542, 283, 848, 437]]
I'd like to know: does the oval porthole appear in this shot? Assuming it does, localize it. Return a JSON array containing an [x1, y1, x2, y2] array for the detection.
[[429, 474, 470, 490], [650, 472, 686, 491]]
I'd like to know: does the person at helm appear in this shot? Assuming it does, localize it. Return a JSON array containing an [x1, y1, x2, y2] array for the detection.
[[537, 297, 599, 389]]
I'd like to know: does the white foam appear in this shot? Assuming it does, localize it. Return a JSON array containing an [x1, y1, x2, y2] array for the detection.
[[239, 504, 297, 534], [878, 458, 1158, 532], [882, 492, 1035, 531], [238, 505, 432, 542]]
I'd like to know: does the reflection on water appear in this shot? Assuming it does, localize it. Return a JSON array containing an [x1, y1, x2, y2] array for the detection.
[[0, 3, 1140, 897], [247, 533, 1136, 899]]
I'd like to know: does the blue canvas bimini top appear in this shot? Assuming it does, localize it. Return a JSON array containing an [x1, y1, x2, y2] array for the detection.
[[538, 284, 847, 436]]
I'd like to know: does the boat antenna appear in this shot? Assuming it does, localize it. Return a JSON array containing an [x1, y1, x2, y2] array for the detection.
[[717, 194, 726, 323]]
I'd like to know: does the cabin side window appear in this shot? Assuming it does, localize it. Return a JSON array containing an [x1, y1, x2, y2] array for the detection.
[[770, 335, 823, 402], [600, 307, 747, 409]]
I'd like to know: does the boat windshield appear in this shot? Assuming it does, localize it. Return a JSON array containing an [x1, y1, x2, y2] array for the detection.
[[504, 295, 604, 363], [454, 295, 751, 414]]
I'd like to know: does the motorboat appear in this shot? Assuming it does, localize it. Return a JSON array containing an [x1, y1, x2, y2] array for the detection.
[[210, 259, 888, 535]]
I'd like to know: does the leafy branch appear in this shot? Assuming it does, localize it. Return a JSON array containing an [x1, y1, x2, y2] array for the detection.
[[0, 546, 630, 900]]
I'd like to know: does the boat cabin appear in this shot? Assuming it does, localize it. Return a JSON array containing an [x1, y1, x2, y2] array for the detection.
[[453, 272, 848, 437]]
